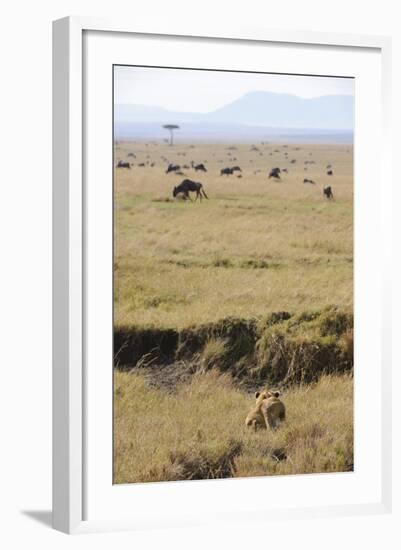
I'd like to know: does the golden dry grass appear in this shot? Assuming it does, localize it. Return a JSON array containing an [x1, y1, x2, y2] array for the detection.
[[114, 370, 353, 484], [113, 140, 353, 483], [114, 141, 353, 329]]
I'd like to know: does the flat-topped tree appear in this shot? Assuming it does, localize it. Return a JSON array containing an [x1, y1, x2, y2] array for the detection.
[[163, 124, 180, 146]]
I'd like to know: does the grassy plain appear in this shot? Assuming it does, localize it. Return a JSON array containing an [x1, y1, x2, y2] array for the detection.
[[114, 370, 353, 483], [113, 140, 353, 483], [114, 141, 353, 329]]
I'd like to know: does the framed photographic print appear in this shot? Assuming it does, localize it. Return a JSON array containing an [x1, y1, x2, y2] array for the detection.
[[52, 17, 392, 534]]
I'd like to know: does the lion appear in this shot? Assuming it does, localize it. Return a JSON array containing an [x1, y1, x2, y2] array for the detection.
[[245, 390, 286, 431]]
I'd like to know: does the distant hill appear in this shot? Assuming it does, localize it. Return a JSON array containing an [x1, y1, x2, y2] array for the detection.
[[207, 91, 354, 130], [114, 91, 354, 143]]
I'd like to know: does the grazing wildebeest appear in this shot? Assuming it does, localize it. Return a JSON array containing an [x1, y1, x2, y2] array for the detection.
[[193, 163, 207, 172], [173, 179, 208, 202], [220, 167, 234, 176], [117, 160, 130, 169], [138, 163, 145, 167], [290, 159, 297, 164], [327, 170, 333, 176], [127, 153, 135, 158], [303, 178, 316, 184], [323, 186, 334, 199], [231, 166, 242, 173], [268, 167, 281, 180], [166, 163, 181, 174]]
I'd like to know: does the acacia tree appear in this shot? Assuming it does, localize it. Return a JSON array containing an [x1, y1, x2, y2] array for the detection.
[[163, 124, 180, 146]]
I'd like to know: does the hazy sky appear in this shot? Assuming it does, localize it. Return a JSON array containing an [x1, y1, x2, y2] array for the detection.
[[114, 66, 354, 113]]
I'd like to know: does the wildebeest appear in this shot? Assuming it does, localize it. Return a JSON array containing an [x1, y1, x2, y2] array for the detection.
[[127, 153, 135, 158], [327, 170, 333, 176], [323, 186, 334, 199], [282, 168, 288, 174], [173, 179, 208, 202], [231, 166, 242, 173], [268, 167, 281, 180], [117, 160, 130, 169], [193, 163, 207, 172], [166, 163, 181, 174], [303, 178, 316, 184], [220, 167, 234, 176]]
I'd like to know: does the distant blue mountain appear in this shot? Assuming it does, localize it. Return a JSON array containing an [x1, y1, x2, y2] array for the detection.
[[115, 91, 354, 130], [114, 91, 354, 143], [207, 91, 354, 130]]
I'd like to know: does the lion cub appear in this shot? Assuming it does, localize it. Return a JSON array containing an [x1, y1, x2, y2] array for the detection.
[[245, 390, 286, 431]]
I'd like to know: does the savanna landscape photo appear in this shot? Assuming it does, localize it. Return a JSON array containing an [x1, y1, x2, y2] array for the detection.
[[113, 66, 354, 484]]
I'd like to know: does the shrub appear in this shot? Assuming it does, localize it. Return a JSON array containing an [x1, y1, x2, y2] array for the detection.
[[199, 337, 229, 371], [176, 317, 257, 375], [318, 308, 353, 337]]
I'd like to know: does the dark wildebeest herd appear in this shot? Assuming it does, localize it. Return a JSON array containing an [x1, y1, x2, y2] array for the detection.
[[116, 146, 339, 202]]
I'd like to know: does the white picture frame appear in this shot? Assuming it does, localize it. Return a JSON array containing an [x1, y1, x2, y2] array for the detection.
[[52, 16, 392, 534]]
